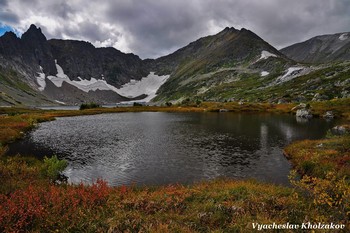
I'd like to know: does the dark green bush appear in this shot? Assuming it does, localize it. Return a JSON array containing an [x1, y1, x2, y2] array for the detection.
[[133, 102, 143, 107], [79, 102, 100, 110]]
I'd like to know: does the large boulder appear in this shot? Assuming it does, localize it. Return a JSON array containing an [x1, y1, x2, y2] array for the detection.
[[331, 125, 350, 135], [296, 108, 313, 119]]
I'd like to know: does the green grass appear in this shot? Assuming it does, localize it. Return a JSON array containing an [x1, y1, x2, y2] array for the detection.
[[0, 68, 36, 94], [155, 60, 350, 103]]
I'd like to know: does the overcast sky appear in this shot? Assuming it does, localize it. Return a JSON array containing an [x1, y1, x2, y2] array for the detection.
[[0, 0, 349, 59]]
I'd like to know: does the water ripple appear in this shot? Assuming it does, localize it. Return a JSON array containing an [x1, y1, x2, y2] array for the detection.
[[8, 112, 337, 186]]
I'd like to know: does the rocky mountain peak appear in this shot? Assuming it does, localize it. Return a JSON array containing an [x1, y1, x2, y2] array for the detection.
[[238, 28, 261, 40], [223, 26, 237, 32], [0, 30, 23, 56], [21, 24, 47, 42], [2, 31, 18, 40]]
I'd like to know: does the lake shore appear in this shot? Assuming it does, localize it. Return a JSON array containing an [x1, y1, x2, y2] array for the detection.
[[0, 99, 349, 231]]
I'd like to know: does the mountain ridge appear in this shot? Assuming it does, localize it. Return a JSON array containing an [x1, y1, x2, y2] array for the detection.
[[280, 32, 350, 64], [0, 24, 155, 105], [1, 24, 350, 106], [150, 27, 293, 102]]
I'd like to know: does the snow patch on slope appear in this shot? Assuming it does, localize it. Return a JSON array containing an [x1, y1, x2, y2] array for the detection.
[[276, 67, 304, 83], [55, 100, 66, 105], [339, 33, 348, 41], [258, 50, 277, 60], [36, 66, 46, 91], [261, 71, 269, 77], [117, 72, 170, 102], [36, 60, 170, 102], [46, 61, 115, 92]]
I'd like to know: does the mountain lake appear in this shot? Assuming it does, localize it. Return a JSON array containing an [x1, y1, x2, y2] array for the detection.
[[7, 112, 339, 186]]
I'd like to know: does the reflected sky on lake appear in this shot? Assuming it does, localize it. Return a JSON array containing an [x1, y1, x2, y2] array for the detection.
[[8, 112, 337, 186]]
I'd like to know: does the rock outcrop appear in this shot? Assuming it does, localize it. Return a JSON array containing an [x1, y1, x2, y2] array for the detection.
[[323, 111, 334, 119], [331, 125, 350, 135], [48, 40, 149, 87], [296, 109, 313, 119]]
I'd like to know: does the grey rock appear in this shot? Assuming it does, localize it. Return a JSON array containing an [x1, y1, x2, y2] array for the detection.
[[312, 93, 329, 101], [292, 96, 307, 102], [296, 109, 313, 119], [325, 72, 335, 77], [323, 111, 334, 119], [341, 91, 350, 98], [331, 125, 349, 135], [277, 99, 288, 104]]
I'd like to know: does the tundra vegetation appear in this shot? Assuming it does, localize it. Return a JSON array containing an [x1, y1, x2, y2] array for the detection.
[[0, 99, 349, 232]]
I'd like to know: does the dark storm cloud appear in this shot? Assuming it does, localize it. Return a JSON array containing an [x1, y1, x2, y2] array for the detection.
[[1, 0, 350, 58], [105, 0, 213, 57], [0, 11, 19, 24], [0, 0, 19, 24]]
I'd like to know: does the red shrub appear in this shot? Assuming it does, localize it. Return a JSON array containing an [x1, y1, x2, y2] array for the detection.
[[0, 179, 111, 232]]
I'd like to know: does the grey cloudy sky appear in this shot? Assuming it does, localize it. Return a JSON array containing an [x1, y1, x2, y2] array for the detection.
[[0, 0, 349, 58]]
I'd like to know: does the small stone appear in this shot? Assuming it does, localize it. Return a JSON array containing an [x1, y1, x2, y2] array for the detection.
[[277, 99, 288, 104], [323, 111, 334, 119], [312, 93, 329, 101]]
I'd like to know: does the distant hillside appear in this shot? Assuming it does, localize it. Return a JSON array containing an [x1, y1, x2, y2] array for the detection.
[[150, 27, 294, 102], [280, 32, 350, 64]]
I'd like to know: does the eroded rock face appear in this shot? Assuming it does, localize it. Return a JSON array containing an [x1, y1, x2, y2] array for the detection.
[[21, 24, 57, 76], [296, 109, 313, 119], [0, 25, 56, 84], [48, 40, 150, 87]]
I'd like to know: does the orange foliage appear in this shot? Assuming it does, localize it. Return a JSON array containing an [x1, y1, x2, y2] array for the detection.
[[0, 180, 111, 232]]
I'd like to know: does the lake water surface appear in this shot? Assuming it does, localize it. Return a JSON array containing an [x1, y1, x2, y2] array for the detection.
[[8, 112, 337, 186]]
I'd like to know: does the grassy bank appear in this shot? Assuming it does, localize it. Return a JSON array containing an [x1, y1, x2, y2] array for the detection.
[[1, 99, 350, 231], [284, 134, 350, 227]]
